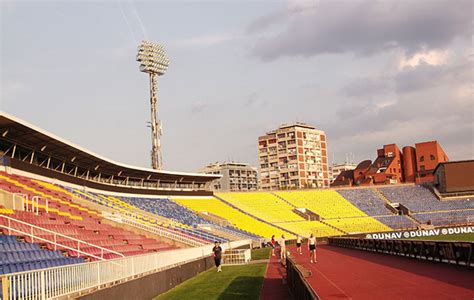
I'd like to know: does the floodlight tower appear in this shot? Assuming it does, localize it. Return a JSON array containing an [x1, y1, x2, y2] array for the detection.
[[136, 40, 170, 170]]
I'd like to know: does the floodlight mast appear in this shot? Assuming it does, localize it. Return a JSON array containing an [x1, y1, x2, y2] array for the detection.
[[136, 40, 170, 170]]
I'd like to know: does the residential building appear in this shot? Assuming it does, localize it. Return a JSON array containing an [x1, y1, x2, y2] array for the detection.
[[258, 123, 329, 190], [199, 162, 258, 192]]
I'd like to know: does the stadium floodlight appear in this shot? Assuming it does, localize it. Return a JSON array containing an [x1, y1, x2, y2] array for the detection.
[[136, 40, 170, 170]]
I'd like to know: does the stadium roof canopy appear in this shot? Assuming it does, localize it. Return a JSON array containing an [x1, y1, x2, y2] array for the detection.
[[0, 112, 219, 193]]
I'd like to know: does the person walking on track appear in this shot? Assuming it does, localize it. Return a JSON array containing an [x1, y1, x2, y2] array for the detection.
[[213, 241, 223, 272], [296, 236, 303, 254], [308, 234, 317, 263]]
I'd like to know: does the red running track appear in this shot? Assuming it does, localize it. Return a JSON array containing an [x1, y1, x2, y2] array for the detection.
[[286, 245, 474, 299], [260, 251, 292, 300]]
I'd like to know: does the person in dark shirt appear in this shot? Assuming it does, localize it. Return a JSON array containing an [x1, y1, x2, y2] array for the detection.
[[212, 241, 223, 272]]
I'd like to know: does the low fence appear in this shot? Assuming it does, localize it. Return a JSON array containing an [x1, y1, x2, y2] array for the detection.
[[329, 237, 474, 267], [286, 257, 319, 300], [0, 239, 251, 300], [222, 249, 251, 265]]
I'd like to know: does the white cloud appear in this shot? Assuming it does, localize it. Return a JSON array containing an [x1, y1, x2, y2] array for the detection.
[[397, 49, 450, 70]]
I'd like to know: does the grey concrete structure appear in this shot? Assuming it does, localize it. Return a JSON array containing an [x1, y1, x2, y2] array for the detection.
[[199, 162, 258, 191]]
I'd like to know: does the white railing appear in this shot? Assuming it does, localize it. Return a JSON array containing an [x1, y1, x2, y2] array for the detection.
[[0, 239, 251, 300], [12, 193, 49, 216], [107, 214, 205, 247], [0, 214, 124, 261], [222, 249, 251, 265]]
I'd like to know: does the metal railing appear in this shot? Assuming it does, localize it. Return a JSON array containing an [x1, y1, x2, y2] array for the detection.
[[0, 214, 124, 260], [107, 214, 205, 247], [0, 239, 251, 300]]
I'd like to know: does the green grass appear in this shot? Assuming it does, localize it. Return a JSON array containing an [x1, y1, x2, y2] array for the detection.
[[408, 232, 474, 241], [251, 248, 271, 260], [154, 263, 267, 300]]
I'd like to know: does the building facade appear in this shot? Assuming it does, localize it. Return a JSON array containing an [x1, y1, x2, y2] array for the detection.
[[332, 140, 450, 187], [258, 123, 329, 190], [329, 162, 356, 183], [199, 162, 258, 192], [434, 160, 474, 194], [414, 141, 449, 183]]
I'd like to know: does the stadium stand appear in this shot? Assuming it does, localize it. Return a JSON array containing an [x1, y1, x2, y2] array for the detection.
[[274, 190, 391, 233], [379, 186, 474, 225], [216, 192, 304, 223], [412, 210, 474, 226], [275, 190, 366, 218], [173, 197, 290, 238], [373, 215, 418, 230], [0, 172, 177, 264], [379, 186, 474, 212], [336, 189, 392, 216], [120, 197, 207, 226], [116, 195, 260, 242], [0, 235, 84, 275], [62, 188, 228, 244], [336, 188, 418, 230], [277, 221, 341, 237]]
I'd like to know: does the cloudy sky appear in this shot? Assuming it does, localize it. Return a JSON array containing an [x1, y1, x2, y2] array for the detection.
[[1, 0, 472, 172]]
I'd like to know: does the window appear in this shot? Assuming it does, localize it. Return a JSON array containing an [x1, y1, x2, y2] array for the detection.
[[420, 156, 424, 162], [430, 155, 435, 160], [420, 165, 425, 171]]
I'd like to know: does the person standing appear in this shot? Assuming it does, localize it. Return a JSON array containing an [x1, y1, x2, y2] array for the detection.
[[296, 236, 302, 255], [279, 234, 287, 262], [308, 234, 317, 263], [212, 241, 223, 272], [270, 235, 276, 256]]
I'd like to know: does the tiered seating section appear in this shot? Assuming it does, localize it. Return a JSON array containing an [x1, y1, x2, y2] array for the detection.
[[275, 190, 391, 234], [0, 235, 83, 275], [63, 187, 236, 244], [64, 186, 253, 243], [0, 172, 177, 275], [337, 189, 417, 229], [215, 192, 342, 237], [173, 197, 289, 238], [379, 186, 474, 226]]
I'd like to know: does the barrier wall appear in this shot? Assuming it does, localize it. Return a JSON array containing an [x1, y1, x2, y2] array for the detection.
[[286, 257, 319, 300], [329, 237, 474, 267], [79, 256, 214, 300]]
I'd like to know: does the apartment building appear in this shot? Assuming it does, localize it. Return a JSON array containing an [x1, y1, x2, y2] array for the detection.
[[199, 162, 258, 191], [258, 123, 329, 190]]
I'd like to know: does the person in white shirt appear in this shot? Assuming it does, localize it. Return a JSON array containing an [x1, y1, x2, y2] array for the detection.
[[279, 234, 286, 262], [308, 233, 317, 263]]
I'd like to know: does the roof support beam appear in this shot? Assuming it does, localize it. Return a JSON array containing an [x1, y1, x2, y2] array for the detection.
[[1, 145, 12, 158]]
